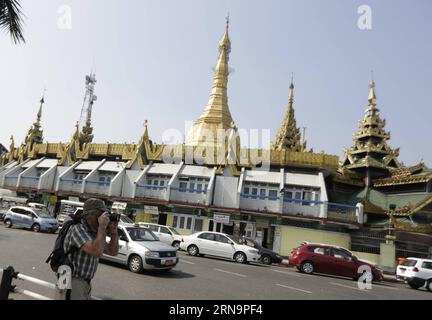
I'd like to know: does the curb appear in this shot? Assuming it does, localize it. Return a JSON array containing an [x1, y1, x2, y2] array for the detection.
[[382, 274, 398, 283]]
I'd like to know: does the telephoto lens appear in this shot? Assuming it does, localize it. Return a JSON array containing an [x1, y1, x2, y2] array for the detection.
[[109, 213, 121, 222]]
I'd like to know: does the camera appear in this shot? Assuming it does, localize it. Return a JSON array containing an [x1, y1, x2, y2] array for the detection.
[[108, 212, 121, 222]]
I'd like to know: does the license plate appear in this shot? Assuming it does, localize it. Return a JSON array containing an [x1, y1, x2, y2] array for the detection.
[[164, 260, 174, 266]]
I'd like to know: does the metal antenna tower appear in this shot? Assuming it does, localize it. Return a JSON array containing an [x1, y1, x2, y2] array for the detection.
[[78, 73, 97, 131]]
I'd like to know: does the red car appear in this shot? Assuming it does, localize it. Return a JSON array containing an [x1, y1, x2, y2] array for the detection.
[[289, 243, 383, 282]]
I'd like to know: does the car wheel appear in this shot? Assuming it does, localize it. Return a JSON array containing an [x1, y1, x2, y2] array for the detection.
[[31, 223, 41, 232], [234, 252, 247, 264], [187, 245, 199, 256], [4, 219, 12, 228], [408, 282, 422, 290], [172, 241, 180, 250], [427, 280, 432, 292], [128, 255, 143, 273], [261, 255, 272, 265], [300, 261, 314, 274]]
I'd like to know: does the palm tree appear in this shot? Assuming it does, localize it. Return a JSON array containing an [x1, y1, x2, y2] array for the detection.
[[0, 0, 25, 44]]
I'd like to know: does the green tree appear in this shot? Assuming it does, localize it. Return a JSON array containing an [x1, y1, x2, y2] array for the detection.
[[0, 0, 25, 44]]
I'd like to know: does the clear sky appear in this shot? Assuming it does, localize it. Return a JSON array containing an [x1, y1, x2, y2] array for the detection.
[[1, 0, 431, 166]]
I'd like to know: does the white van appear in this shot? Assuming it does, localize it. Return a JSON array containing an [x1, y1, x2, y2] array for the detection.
[[136, 222, 182, 249]]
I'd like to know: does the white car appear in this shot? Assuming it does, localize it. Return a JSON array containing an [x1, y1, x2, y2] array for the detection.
[[101, 224, 179, 273], [179, 231, 261, 264], [396, 257, 432, 291], [137, 222, 182, 248]]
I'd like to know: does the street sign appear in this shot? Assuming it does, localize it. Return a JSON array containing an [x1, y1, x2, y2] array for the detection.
[[112, 202, 127, 211], [213, 214, 230, 224], [144, 205, 159, 215]]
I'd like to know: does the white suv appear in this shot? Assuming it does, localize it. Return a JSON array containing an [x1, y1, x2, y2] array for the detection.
[[137, 222, 183, 249], [396, 257, 432, 291]]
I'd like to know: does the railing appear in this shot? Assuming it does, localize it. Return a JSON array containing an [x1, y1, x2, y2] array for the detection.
[[20, 176, 40, 188], [3, 176, 18, 187], [58, 178, 84, 193], [327, 202, 357, 222], [171, 187, 207, 194], [0, 266, 101, 300], [136, 183, 168, 200]]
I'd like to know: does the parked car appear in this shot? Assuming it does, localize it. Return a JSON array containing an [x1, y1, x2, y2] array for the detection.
[[289, 243, 383, 281], [101, 224, 178, 273], [396, 257, 432, 291], [180, 231, 261, 264], [243, 238, 287, 265], [4, 206, 58, 233], [56, 200, 84, 228], [0, 196, 28, 221], [137, 222, 183, 248]]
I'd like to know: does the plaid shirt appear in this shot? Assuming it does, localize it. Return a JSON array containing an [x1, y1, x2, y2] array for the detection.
[[64, 221, 100, 280]]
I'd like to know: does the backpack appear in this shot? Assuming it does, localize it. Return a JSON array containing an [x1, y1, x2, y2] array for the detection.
[[45, 217, 79, 272]]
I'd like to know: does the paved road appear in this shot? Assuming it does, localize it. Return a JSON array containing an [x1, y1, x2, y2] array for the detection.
[[1, 225, 431, 300]]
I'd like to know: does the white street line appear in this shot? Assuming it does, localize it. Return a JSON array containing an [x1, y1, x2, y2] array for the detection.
[[371, 284, 399, 291], [214, 268, 247, 278], [275, 283, 312, 294], [330, 282, 372, 292], [271, 269, 301, 277], [179, 259, 195, 265]]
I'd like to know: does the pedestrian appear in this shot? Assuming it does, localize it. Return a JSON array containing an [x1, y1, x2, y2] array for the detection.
[[55, 198, 119, 300]]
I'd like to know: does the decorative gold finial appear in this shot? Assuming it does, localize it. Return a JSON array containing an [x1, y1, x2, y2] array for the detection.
[[368, 79, 376, 107], [288, 73, 294, 104]]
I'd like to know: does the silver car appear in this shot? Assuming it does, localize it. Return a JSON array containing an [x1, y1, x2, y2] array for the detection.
[[4, 206, 59, 233], [101, 224, 179, 273]]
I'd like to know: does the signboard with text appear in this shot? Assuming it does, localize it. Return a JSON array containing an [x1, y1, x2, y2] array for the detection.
[[213, 214, 230, 224]]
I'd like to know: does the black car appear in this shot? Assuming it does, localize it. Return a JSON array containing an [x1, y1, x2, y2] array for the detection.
[[243, 238, 287, 265]]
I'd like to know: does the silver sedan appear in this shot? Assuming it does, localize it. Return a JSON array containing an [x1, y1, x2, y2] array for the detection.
[[102, 224, 178, 273]]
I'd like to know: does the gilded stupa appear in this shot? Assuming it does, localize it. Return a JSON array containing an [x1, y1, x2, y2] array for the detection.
[[341, 79, 400, 183], [186, 18, 237, 148], [272, 78, 306, 152]]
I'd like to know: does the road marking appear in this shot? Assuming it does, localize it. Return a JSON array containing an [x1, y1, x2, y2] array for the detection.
[[275, 283, 312, 294], [213, 268, 247, 278], [271, 269, 301, 277], [330, 282, 371, 292], [179, 259, 195, 265], [371, 284, 399, 291]]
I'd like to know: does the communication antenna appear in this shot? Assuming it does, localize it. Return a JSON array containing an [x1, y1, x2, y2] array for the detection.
[[78, 73, 97, 130]]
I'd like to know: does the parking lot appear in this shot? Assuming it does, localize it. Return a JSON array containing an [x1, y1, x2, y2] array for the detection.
[[1, 225, 431, 300]]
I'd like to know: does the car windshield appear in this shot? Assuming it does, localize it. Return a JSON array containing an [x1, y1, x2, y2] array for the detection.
[[126, 227, 159, 241], [169, 227, 180, 235], [120, 215, 134, 224], [33, 209, 52, 219], [402, 259, 417, 267]]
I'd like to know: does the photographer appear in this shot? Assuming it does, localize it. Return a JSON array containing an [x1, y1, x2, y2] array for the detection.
[[58, 198, 119, 300]]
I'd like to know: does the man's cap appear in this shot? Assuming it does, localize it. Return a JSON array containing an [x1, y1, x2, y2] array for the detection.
[[83, 198, 107, 214]]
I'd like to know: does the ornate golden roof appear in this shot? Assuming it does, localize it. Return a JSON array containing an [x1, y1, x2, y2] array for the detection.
[[272, 79, 307, 152], [342, 80, 400, 172]]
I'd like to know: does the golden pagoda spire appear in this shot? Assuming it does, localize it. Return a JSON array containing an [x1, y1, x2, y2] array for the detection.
[[272, 76, 306, 152], [186, 17, 236, 147], [24, 95, 45, 147], [342, 78, 400, 179]]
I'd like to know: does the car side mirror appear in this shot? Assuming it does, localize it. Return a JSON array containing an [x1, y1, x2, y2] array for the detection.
[[352, 255, 358, 262], [228, 241, 234, 245]]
